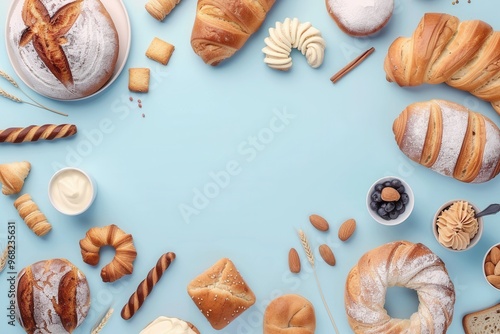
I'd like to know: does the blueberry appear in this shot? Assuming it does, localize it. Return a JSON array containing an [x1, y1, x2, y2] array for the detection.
[[395, 200, 403, 211], [371, 191, 382, 202], [384, 202, 396, 212], [401, 193, 409, 204], [396, 185, 406, 194], [391, 179, 402, 188], [377, 207, 388, 217], [375, 183, 384, 192], [398, 206, 406, 214], [389, 211, 400, 219], [370, 201, 379, 211], [384, 181, 392, 187], [382, 214, 392, 220]]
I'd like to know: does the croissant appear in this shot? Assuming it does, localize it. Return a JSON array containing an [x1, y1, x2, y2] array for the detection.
[[384, 13, 500, 115], [191, 0, 276, 65], [145, 0, 181, 21], [393, 99, 500, 183], [0, 161, 31, 195], [79, 224, 137, 282], [14, 193, 52, 236]]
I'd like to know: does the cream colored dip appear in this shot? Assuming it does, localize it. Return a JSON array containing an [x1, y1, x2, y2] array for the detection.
[[140, 317, 197, 334], [436, 201, 478, 250], [49, 168, 94, 214]]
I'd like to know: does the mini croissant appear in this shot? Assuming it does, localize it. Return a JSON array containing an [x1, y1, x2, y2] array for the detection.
[[0, 161, 31, 195]]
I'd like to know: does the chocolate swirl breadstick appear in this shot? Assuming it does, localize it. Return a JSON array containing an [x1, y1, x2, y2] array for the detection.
[[121, 252, 176, 320], [0, 124, 77, 143]]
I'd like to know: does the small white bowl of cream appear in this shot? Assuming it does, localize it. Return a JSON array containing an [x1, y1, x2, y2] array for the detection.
[[48, 167, 96, 215]]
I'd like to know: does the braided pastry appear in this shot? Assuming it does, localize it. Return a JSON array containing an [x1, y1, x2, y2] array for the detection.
[[384, 13, 500, 115], [263, 18, 326, 71], [13, 193, 52, 236], [345, 241, 455, 333], [79, 224, 137, 282], [121, 252, 176, 320], [0, 161, 31, 195], [145, 0, 181, 21], [0, 124, 77, 143]]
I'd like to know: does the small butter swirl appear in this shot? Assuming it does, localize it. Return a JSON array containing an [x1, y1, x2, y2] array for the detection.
[[262, 18, 326, 71], [436, 201, 478, 250], [140, 317, 197, 334]]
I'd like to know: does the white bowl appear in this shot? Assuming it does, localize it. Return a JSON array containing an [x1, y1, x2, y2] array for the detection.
[[483, 243, 500, 291], [48, 167, 96, 215], [432, 200, 483, 252], [366, 176, 414, 226]]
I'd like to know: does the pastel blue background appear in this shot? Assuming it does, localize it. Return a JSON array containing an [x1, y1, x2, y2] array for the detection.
[[1, 0, 500, 333]]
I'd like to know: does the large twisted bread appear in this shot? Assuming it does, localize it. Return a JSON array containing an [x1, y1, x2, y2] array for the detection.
[[393, 99, 500, 183], [384, 13, 500, 115], [345, 241, 455, 333], [79, 224, 137, 282], [191, 0, 276, 65]]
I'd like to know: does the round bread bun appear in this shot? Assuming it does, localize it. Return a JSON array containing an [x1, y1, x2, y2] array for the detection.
[[140, 316, 200, 334], [8, 0, 119, 100], [15, 258, 91, 333], [263, 294, 316, 334], [325, 0, 394, 37], [345, 241, 455, 333]]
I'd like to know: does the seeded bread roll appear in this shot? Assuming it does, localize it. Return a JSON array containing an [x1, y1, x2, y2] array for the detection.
[[15, 258, 91, 333], [187, 258, 256, 330]]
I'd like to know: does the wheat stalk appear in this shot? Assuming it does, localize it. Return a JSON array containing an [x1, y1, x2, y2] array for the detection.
[[0, 70, 67, 116], [0, 245, 8, 273], [297, 229, 340, 334], [91, 307, 114, 334]]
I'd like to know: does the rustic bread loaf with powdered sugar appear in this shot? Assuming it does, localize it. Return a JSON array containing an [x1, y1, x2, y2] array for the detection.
[[393, 99, 500, 183], [15, 258, 91, 333], [8, 0, 119, 99]]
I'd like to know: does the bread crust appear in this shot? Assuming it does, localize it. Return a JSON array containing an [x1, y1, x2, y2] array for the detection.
[[263, 294, 316, 334], [393, 99, 500, 183], [187, 258, 256, 329], [190, 0, 276, 65]]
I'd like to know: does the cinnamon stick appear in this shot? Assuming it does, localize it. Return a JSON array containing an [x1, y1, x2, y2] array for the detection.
[[330, 47, 375, 84]]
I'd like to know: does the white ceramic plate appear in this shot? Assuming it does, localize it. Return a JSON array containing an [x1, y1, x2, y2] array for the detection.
[[4, 0, 131, 101]]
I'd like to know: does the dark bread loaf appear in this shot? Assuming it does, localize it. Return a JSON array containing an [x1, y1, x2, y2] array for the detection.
[[9, 0, 119, 99], [15, 258, 90, 333]]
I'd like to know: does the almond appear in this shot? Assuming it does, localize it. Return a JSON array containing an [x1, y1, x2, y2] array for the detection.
[[485, 261, 495, 276], [490, 246, 500, 265], [338, 218, 356, 241], [494, 262, 500, 276], [288, 248, 301, 273], [309, 214, 329, 232], [487, 274, 500, 289], [381, 187, 400, 202], [319, 244, 336, 266]]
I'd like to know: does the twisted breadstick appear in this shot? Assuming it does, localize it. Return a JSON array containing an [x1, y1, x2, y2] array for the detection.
[[14, 194, 52, 236], [121, 252, 176, 320], [145, 0, 181, 21], [385, 13, 500, 115], [0, 161, 31, 195], [0, 124, 77, 143], [79, 224, 137, 282]]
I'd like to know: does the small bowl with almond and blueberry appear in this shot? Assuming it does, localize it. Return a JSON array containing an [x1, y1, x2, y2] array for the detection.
[[366, 176, 414, 226]]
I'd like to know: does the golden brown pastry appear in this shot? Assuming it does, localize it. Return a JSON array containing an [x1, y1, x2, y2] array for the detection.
[[15, 258, 91, 334], [14, 193, 52, 236], [191, 0, 276, 65], [345, 241, 455, 333], [79, 224, 137, 282], [393, 99, 500, 183], [263, 294, 316, 334], [187, 258, 256, 329], [121, 252, 176, 320], [145, 0, 181, 21], [0, 124, 77, 143], [9, 0, 119, 99], [0, 161, 31, 195], [385, 13, 500, 115]]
